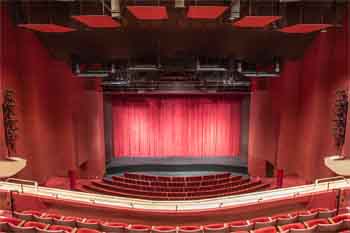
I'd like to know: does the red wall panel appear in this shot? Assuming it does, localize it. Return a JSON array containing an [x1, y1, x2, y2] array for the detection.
[[0, 4, 105, 183], [249, 13, 349, 181]]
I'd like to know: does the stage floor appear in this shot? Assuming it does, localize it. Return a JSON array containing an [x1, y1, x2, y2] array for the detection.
[[106, 156, 248, 176]]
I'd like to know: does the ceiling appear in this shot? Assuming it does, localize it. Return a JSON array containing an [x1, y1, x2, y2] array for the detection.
[[7, 0, 347, 64]]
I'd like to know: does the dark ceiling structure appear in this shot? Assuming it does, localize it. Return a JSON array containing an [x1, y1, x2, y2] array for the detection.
[[8, 0, 348, 93]]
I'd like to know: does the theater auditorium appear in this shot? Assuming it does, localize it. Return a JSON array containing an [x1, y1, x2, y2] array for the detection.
[[0, 0, 349, 233]]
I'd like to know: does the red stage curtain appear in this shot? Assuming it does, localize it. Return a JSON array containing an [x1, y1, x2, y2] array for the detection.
[[113, 96, 241, 157]]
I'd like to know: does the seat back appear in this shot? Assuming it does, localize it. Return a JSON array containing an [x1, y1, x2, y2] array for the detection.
[[13, 212, 33, 221], [317, 222, 343, 232], [33, 215, 54, 224], [203, 224, 228, 233], [298, 212, 318, 222], [9, 224, 37, 233], [77, 221, 100, 230], [53, 218, 76, 227], [152, 226, 177, 233], [318, 209, 336, 218], [128, 224, 151, 233], [101, 222, 127, 233], [178, 226, 202, 233]]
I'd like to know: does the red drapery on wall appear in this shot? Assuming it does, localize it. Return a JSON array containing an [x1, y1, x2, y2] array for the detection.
[[113, 95, 241, 157]]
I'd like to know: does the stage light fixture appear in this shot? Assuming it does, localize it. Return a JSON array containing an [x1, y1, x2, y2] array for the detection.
[[175, 0, 185, 8], [229, 0, 240, 20], [111, 0, 121, 18]]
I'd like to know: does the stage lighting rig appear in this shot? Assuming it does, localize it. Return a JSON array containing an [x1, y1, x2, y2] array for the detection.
[[236, 58, 281, 78]]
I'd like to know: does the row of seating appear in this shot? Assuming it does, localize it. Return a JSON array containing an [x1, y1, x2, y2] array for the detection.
[[112, 175, 241, 187], [110, 175, 243, 188], [122, 172, 231, 182], [2, 207, 349, 233], [82, 179, 269, 200]]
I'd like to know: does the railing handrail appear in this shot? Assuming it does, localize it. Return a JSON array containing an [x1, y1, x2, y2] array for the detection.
[[0, 177, 349, 211], [315, 176, 347, 185]]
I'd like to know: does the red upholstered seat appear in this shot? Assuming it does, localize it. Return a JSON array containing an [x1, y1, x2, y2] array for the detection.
[[271, 214, 290, 220], [250, 217, 271, 223], [203, 223, 228, 233], [204, 224, 225, 229], [279, 223, 305, 231], [331, 214, 350, 223], [179, 226, 201, 232], [228, 220, 249, 226], [253, 226, 277, 233], [8, 224, 37, 233], [289, 211, 309, 217], [128, 224, 152, 233], [85, 219, 103, 224], [309, 208, 329, 213], [130, 224, 151, 230], [0, 217, 22, 225], [22, 210, 42, 217], [228, 220, 253, 232], [24, 221, 47, 229], [76, 229, 101, 233], [49, 225, 73, 232], [101, 221, 127, 233], [153, 226, 177, 233], [44, 213, 62, 220], [339, 231, 350, 233], [64, 216, 84, 222], [304, 218, 329, 227]]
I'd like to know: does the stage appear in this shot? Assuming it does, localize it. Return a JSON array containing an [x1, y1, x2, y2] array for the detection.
[[106, 156, 248, 176]]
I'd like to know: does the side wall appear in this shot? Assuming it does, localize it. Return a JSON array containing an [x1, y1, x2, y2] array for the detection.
[[249, 12, 349, 182], [0, 5, 105, 183]]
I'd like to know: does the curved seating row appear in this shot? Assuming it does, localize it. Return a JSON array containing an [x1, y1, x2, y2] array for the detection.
[[82, 179, 269, 200], [99, 177, 250, 192], [107, 176, 247, 191], [122, 172, 231, 182], [111, 175, 242, 187], [2, 207, 348, 233]]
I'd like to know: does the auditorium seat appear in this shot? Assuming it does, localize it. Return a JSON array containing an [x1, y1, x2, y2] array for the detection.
[[14, 211, 34, 221], [77, 219, 100, 230], [203, 223, 229, 233], [250, 217, 276, 229], [48, 225, 74, 232], [128, 224, 152, 233], [252, 226, 277, 233], [8, 224, 37, 233], [297, 212, 318, 222], [317, 221, 343, 232], [308, 208, 329, 213], [289, 228, 314, 233], [228, 220, 253, 232], [34, 215, 55, 224], [178, 225, 202, 233], [53, 218, 77, 227], [271, 214, 296, 225], [100, 222, 128, 233], [64, 216, 84, 222], [23, 221, 48, 229], [37, 229, 66, 233], [318, 209, 336, 218], [278, 222, 305, 232], [22, 210, 42, 217], [303, 218, 329, 228], [76, 228, 101, 233], [152, 226, 177, 233], [44, 213, 62, 220], [330, 213, 350, 223], [0, 216, 22, 225]]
